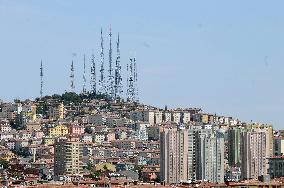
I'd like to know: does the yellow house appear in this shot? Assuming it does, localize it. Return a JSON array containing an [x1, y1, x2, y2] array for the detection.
[[58, 103, 64, 119], [43, 137, 55, 145], [0, 151, 17, 161], [202, 114, 209, 124], [96, 163, 116, 172], [27, 111, 37, 121], [48, 124, 68, 137]]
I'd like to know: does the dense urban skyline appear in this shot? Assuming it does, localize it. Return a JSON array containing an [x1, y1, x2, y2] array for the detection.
[[1, 1, 284, 129]]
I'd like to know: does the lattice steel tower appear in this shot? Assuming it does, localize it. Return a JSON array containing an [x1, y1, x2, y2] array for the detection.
[[127, 58, 135, 102], [108, 27, 115, 99], [82, 54, 87, 94], [127, 57, 139, 102], [40, 60, 43, 98], [90, 50, 96, 95], [133, 58, 139, 102], [114, 33, 123, 100], [98, 28, 106, 95], [70, 60, 75, 91]]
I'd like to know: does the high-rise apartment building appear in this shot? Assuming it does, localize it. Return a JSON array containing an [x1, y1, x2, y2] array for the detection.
[[54, 137, 83, 177], [228, 127, 242, 167], [160, 126, 188, 184], [196, 129, 225, 183], [161, 126, 225, 184], [241, 129, 269, 180]]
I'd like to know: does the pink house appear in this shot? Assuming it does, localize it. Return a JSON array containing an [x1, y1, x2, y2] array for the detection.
[[106, 132, 116, 142], [68, 124, 85, 135], [33, 131, 45, 139]]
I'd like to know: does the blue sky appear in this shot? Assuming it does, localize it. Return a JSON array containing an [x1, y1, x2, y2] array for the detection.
[[0, 0, 284, 129]]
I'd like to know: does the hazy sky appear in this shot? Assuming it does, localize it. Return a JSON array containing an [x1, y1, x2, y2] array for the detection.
[[0, 0, 284, 129]]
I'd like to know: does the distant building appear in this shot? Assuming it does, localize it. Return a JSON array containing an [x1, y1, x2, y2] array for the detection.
[[129, 110, 155, 125], [163, 111, 172, 122], [88, 114, 104, 125], [172, 112, 181, 124], [142, 111, 155, 125], [274, 136, 284, 156], [68, 124, 84, 135], [148, 126, 160, 141], [48, 103, 64, 120], [160, 126, 225, 184], [54, 137, 83, 177], [268, 156, 284, 179], [241, 129, 270, 180], [160, 126, 188, 184], [228, 127, 242, 167], [48, 124, 68, 137], [0, 119, 11, 132], [154, 111, 163, 124], [181, 112, 191, 124], [93, 132, 105, 144], [196, 129, 225, 183], [135, 122, 149, 141]]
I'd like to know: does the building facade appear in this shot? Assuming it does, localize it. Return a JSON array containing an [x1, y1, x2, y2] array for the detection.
[[160, 126, 188, 184], [54, 138, 83, 176], [241, 129, 269, 180]]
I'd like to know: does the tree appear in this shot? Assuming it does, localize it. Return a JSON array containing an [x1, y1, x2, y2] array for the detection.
[[85, 127, 93, 134], [133, 165, 144, 181], [0, 159, 9, 169], [13, 147, 31, 158], [61, 92, 82, 105]]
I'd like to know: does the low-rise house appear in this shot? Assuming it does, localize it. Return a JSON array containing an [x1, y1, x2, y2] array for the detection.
[[68, 124, 84, 135], [93, 132, 105, 144], [81, 134, 93, 143], [26, 122, 41, 131], [48, 124, 68, 137], [0, 119, 11, 132], [0, 131, 16, 140]]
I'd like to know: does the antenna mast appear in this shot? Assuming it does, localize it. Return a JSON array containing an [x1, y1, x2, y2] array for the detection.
[[40, 60, 43, 98], [133, 57, 139, 102], [83, 54, 87, 94], [108, 26, 114, 99], [99, 28, 105, 95], [127, 58, 135, 102], [91, 50, 96, 95], [70, 60, 75, 91], [114, 33, 123, 100]]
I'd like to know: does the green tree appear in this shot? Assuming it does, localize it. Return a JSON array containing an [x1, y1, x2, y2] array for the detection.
[[61, 92, 82, 105], [0, 159, 9, 169], [133, 165, 144, 181]]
